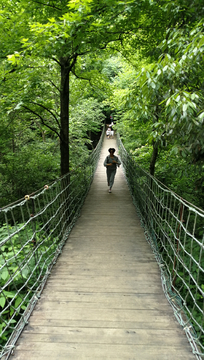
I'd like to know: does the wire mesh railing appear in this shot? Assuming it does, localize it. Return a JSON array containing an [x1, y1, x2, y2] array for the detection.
[[0, 126, 105, 359], [117, 134, 204, 360]]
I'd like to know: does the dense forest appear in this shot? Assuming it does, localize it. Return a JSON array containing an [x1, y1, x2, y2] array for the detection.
[[0, 0, 204, 209], [0, 0, 204, 354]]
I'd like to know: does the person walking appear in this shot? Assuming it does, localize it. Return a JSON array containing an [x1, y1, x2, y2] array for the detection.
[[106, 127, 111, 139], [104, 148, 121, 193]]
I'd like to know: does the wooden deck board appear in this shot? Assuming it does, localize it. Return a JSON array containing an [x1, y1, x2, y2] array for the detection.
[[12, 137, 196, 359], [12, 344, 194, 360]]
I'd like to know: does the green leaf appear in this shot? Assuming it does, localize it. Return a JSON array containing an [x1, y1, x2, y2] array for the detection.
[[1, 268, 9, 281], [7, 54, 16, 65], [48, 18, 56, 23], [0, 296, 6, 308], [14, 102, 23, 110], [175, 95, 180, 103], [172, 147, 178, 155], [14, 297, 22, 309], [166, 98, 171, 106], [190, 93, 198, 100], [22, 267, 29, 279], [183, 103, 188, 112], [3, 291, 16, 298]]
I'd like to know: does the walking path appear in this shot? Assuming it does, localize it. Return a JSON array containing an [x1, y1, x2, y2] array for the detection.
[[12, 137, 196, 359]]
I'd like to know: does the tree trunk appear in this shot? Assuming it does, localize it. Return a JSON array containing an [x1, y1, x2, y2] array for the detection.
[[149, 141, 158, 176], [60, 58, 70, 176], [59, 58, 71, 232]]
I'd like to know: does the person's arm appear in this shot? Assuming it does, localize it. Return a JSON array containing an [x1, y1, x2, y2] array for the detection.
[[104, 156, 112, 167], [103, 157, 108, 167], [114, 156, 121, 167]]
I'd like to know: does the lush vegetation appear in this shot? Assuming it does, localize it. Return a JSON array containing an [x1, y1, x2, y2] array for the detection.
[[0, 0, 204, 352], [0, 0, 203, 209], [0, 221, 57, 343], [108, 1, 204, 209]]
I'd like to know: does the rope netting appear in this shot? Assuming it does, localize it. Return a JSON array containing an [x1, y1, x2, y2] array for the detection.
[[117, 134, 204, 359], [0, 127, 104, 359]]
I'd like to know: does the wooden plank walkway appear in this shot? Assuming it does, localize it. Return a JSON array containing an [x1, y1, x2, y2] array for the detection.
[[12, 137, 196, 359]]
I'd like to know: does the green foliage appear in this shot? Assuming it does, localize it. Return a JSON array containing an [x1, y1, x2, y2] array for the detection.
[[106, 2, 204, 208], [160, 230, 204, 344], [69, 97, 105, 167], [154, 148, 204, 208], [0, 0, 204, 351], [2, 142, 59, 199], [0, 221, 57, 345]]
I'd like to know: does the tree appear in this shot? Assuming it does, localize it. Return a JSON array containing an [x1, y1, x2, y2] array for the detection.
[[106, 1, 204, 206], [2, 0, 136, 175], [3, 0, 168, 176]]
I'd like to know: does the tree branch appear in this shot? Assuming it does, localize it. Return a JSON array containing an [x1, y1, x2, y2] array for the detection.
[[22, 105, 61, 139], [30, 0, 62, 11], [71, 66, 92, 84], [30, 101, 60, 127], [48, 80, 61, 93], [52, 57, 62, 66]]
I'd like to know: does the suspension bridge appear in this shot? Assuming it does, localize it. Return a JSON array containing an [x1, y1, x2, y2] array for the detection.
[[0, 131, 204, 359]]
